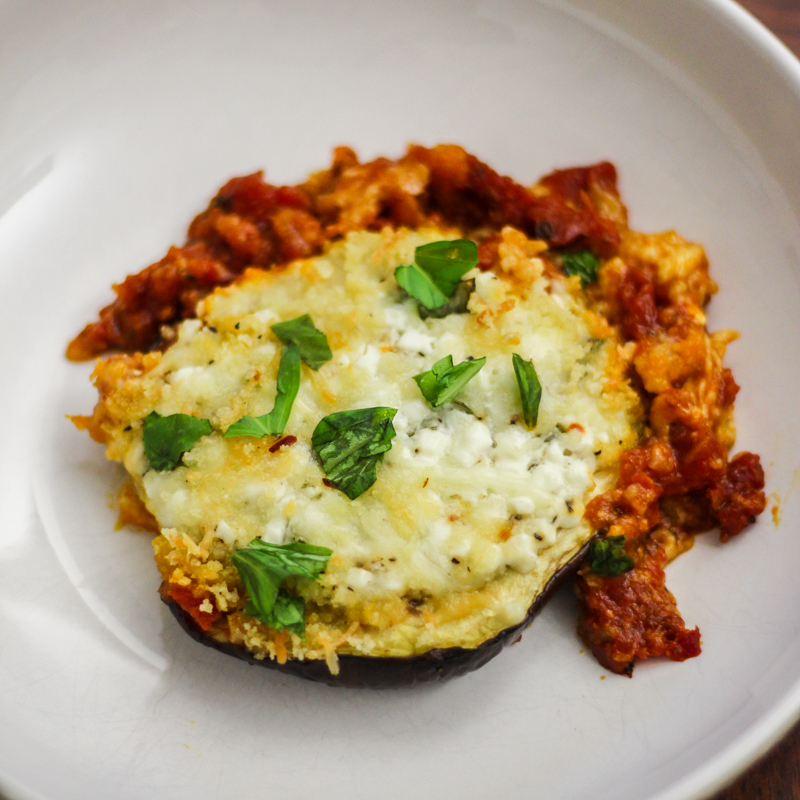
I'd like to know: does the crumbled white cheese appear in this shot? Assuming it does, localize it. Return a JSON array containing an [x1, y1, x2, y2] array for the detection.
[[121, 228, 638, 626], [346, 567, 374, 590], [509, 496, 536, 516], [216, 520, 237, 546], [414, 428, 451, 463], [123, 439, 148, 476], [169, 366, 203, 384], [261, 517, 287, 545], [474, 271, 506, 304], [503, 533, 538, 573], [450, 418, 493, 468], [178, 318, 203, 342], [498, 601, 527, 627], [393, 400, 429, 436], [254, 308, 277, 325], [355, 345, 381, 376], [397, 328, 434, 355]]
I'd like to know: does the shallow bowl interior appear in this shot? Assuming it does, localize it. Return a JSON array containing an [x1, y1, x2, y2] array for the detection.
[[0, 2, 798, 799]]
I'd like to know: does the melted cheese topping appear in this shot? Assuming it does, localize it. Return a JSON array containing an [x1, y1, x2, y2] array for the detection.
[[99, 227, 641, 656]]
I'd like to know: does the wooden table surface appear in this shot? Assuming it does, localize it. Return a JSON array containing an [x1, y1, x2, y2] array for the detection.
[[707, 4, 800, 797]]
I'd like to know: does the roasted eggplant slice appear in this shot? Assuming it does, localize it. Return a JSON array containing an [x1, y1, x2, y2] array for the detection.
[[78, 226, 641, 684], [165, 540, 591, 687]]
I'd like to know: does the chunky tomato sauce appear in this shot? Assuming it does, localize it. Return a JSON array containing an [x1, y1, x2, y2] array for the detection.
[[70, 145, 766, 675], [160, 583, 221, 631], [574, 252, 765, 674], [67, 145, 622, 360]]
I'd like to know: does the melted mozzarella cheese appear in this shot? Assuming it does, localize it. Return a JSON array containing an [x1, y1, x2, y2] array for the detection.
[[98, 227, 641, 653]]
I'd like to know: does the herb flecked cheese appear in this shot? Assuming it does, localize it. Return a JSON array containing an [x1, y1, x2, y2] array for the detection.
[[97, 226, 642, 657]]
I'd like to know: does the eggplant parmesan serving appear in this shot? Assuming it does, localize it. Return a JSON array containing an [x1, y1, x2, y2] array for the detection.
[[70, 145, 766, 685]]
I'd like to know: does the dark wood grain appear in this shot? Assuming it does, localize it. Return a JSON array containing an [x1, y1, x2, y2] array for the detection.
[[711, 720, 800, 799], [709, 5, 800, 798], [739, 0, 800, 55]]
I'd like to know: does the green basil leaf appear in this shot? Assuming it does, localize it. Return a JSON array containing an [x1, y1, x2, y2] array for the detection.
[[312, 407, 397, 500], [414, 355, 486, 408], [414, 239, 478, 296], [512, 353, 543, 428], [234, 548, 282, 619], [238, 539, 333, 579], [589, 535, 634, 577], [142, 411, 213, 471], [224, 343, 301, 438], [418, 279, 474, 320], [262, 590, 307, 636], [561, 250, 601, 286], [270, 314, 332, 370], [232, 539, 332, 631], [394, 263, 449, 309]]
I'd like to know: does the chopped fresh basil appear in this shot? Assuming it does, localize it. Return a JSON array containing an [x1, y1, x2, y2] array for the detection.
[[589, 535, 634, 577], [142, 411, 212, 471], [418, 279, 474, 320], [264, 590, 306, 636], [394, 263, 449, 310], [312, 407, 397, 500], [561, 250, 601, 286], [395, 238, 478, 310], [512, 353, 543, 428], [224, 343, 301, 438], [414, 355, 486, 408], [270, 314, 332, 370], [414, 239, 478, 297], [231, 539, 333, 636]]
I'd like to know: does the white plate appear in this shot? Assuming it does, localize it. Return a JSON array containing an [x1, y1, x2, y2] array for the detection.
[[1, 1, 799, 798]]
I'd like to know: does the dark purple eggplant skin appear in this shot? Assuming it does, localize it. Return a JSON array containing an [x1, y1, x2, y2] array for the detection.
[[164, 540, 592, 688]]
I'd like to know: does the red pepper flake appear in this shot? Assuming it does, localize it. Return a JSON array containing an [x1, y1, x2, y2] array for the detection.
[[323, 478, 334, 488], [568, 422, 585, 433], [269, 434, 297, 453]]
